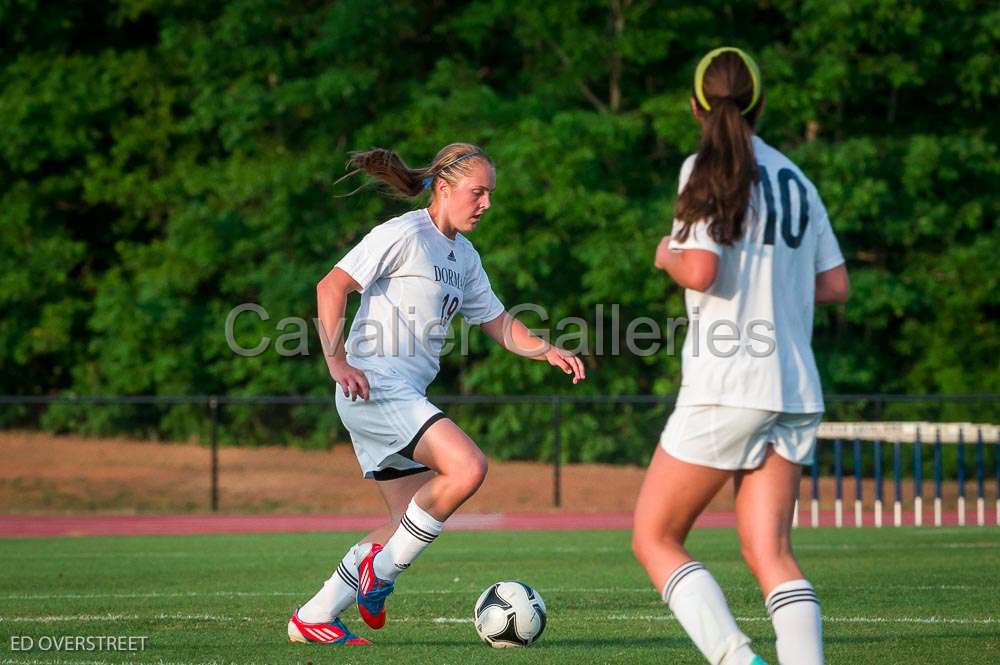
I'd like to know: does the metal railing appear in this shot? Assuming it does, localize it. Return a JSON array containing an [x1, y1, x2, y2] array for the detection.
[[1, 393, 997, 520], [805, 422, 999, 528]]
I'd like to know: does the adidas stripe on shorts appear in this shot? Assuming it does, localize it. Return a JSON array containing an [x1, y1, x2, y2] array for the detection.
[[336, 373, 444, 480]]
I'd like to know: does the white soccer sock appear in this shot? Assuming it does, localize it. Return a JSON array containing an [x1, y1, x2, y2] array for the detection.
[[663, 561, 757, 665], [373, 499, 444, 581], [297, 544, 362, 623], [766, 579, 823, 665]]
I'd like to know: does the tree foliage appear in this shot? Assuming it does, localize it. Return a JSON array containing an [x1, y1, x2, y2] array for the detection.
[[1, 0, 997, 460]]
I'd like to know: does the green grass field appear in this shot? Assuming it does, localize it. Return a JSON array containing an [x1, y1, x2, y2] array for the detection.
[[1, 527, 998, 664]]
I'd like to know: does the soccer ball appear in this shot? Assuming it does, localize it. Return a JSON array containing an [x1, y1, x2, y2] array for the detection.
[[473, 580, 547, 648]]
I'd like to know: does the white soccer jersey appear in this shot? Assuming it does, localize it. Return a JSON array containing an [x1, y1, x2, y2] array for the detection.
[[670, 135, 845, 413], [336, 208, 505, 394]]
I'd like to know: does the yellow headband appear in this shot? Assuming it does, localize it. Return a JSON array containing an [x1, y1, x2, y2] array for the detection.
[[693, 47, 762, 115]]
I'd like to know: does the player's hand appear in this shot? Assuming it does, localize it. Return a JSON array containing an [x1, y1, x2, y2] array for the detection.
[[544, 346, 586, 384], [330, 359, 370, 401]]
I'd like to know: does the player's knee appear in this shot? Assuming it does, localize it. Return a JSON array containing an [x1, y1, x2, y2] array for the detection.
[[468, 451, 489, 489], [631, 530, 651, 564], [473, 451, 489, 485], [739, 541, 759, 572], [631, 525, 676, 565], [740, 539, 792, 573], [454, 449, 488, 498]]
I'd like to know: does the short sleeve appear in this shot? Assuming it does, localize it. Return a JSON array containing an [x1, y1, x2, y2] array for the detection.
[[335, 224, 412, 292], [670, 219, 723, 256], [460, 249, 505, 325], [669, 154, 722, 256], [813, 193, 845, 273]]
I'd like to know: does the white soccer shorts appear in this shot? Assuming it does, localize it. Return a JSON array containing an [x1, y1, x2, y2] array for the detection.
[[660, 405, 822, 470], [335, 375, 444, 480]]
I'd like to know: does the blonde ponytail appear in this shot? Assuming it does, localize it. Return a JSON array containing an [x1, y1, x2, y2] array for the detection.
[[338, 143, 492, 198]]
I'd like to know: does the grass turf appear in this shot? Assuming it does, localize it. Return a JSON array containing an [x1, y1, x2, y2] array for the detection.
[[0, 527, 997, 664]]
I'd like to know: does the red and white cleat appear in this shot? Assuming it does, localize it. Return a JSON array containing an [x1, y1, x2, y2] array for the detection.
[[356, 543, 396, 629], [287, 609, 371, 646]]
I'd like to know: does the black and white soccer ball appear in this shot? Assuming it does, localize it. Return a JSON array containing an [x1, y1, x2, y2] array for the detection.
[[473, 580, 547, 648]]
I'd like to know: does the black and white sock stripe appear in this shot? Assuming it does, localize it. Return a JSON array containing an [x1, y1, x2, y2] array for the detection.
[[662, 560, 706, 605], [336, 561, 359, 590], [766, 586, 819, 616], [401, 514, 440, 544]]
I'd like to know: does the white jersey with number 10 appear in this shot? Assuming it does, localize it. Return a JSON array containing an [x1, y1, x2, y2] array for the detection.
[[670, 135, 845, 413]]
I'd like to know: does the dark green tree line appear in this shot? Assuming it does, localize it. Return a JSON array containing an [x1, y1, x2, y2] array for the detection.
[[1, 0, 997, 460]]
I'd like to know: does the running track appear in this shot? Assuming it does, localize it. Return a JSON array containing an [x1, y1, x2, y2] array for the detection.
[[1, 510, 987, 537]]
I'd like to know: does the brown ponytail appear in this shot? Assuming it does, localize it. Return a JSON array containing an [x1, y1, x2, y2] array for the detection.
[[674, 50, 763, 246], [339, 143, 493, 198]]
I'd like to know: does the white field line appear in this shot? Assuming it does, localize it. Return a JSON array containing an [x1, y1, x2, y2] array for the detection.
[[0, 584, 983, 601], [0, 591, 302, 601], [436, 615, 998, 626], [451, 542, 1000, 553], [0, 553, 200, 559], [0, 613, 255, 623], [0, 660, 266, 665], [3, 541, 996, 561], [605, 615, 999, 626], [794, 542, 1000, 551], [2, 612, 995, 627]]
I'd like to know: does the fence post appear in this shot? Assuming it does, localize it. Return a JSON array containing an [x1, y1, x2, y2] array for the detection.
[[810, 449, 820, 528], [913, 430, 923, 526], [552, 396, 562, 508], [957, 428, 965, 525], [210, 397, 219, 513], [874, 397, 885, 527], [934, 430, 943, 527], [994, 426, 999, 526], [834, 439, 843, 527], [874, 440, 883, 527], [975, 427, 985, 526], [853, 438, 863, 527], [913, 427, 924, 526], [893, 440, 902, 527]]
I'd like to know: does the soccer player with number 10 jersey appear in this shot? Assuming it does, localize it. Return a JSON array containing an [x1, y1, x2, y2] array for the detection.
[[633, 47, 848, 665]]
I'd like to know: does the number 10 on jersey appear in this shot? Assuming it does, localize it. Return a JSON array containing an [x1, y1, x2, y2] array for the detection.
[[758, 164, 809, 249]]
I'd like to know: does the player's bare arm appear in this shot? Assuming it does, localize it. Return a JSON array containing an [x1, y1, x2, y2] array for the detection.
[[316, 266, 370, 401], [654, 236, 719, 292], [480, 312, 586, 384], [815, 263, 850, 304]]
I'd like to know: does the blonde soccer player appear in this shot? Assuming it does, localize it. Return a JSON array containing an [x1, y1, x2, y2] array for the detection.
[[287, 143, 586, 646], [632, 48, 849, 665]]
